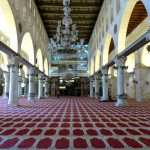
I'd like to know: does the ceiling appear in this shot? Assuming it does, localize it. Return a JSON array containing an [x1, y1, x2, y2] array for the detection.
[[127, 1, 148, 36], [35, 0, 104, 44]]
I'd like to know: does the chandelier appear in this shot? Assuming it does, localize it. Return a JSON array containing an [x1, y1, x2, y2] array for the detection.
[[49, 0, 84, 58]]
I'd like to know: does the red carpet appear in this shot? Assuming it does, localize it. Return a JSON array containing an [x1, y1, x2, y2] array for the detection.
[[0, 96, 150, 149]]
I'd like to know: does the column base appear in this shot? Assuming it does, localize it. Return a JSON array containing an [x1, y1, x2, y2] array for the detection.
[[95, 94, 99, 99], [38, 96, 45, 99], [115, 99, 128, 107], [95, 96, 99, 99], [44, 95, 49, 98], [28, 97, 35, 102], [101, 97, 108, 102], [7, 103, 19, 107], [3, 95, 9, 99]]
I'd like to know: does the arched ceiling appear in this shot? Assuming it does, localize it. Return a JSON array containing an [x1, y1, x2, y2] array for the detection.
[[126, 1, 148, 36], [34, 0, 104, 44]]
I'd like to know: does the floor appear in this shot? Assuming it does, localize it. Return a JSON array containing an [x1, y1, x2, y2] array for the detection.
[[0, 97, 150, 149]]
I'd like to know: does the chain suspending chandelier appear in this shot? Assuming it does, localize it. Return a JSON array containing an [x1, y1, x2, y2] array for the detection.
[[49, 0, 84, 58]]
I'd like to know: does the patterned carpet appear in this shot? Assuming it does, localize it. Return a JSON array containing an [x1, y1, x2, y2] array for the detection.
[[0, 96, 150, 149]]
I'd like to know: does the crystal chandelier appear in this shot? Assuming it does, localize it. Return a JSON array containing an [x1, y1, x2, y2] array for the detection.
[[49, 0, 84, 58]]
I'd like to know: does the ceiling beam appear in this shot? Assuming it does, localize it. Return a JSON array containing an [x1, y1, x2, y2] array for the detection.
[[39, 10, 100, 15], [44, 22, 95, 26], [42, 17, 97, 21], [41, 14, 97, 17], [35, 2, 103, 7]]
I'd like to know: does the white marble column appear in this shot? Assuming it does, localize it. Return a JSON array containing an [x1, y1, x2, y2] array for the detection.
[[24, 78, 28, 96], [3, 72, 9, 99], [101, 68, 108, 101], [38, 73, 44, 99], [8, 56, 20, 106], [90, 78, 94, 98], [44, 77, 49, 98], [94, 74, 99, 99], [28, 68, 36, 101], [18, 76, 22, 97], [114, 56, 128, 107]]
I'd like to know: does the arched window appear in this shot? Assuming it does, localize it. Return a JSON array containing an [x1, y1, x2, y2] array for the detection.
[[29, 0, 32, 9], [116, 0, 120, 14], [111, 8, 114, 23], [34, 8, 36, 18], [22, 6, 27, 21], [106, 18, 108, 31], [15, 0, 19, 10]]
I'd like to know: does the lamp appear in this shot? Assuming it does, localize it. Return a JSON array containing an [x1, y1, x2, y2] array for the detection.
[[49, 0, 85, 59]]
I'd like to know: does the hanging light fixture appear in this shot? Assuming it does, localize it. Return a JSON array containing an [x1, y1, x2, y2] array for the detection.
[[49, 0, 85, 59]]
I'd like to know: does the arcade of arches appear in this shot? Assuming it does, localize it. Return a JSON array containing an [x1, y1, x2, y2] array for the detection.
[[0, 0, 150, 149]]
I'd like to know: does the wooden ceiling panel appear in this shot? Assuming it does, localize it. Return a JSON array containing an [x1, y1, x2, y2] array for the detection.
[[127, 1, 148, 36], [35, 0, 104, 44]]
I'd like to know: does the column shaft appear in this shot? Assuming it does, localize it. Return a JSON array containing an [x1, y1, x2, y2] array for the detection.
[[3, 72, 9, 99], [94, 76, 99, 99], [24, 78, 28, 96], [101, 68, 108, 101], [38, 74, 44, 99], [28, 68, 36, 101], [8, 65, 19, 106], [90, 80, 93, 98], [7, 56, 20, 106], [115, 57, 128, 107], [44, 78, 49, 98], [18, 76, 22, 97]]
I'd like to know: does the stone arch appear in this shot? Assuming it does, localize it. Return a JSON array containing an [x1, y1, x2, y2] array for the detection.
[[0, 52, 8, 71], [44, 58, 48, 76], [117, 0, 148, 54], [90, 59, 94, 76], [103, 34, 115, 65], [126, 54, 135, 72], [20, 32, 35, 65], [36, 49, 43, 72], [0, 0, 18, 52], [95, 50, 101, 72]]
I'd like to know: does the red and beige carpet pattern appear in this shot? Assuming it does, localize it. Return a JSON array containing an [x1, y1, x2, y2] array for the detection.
[[0, 97, 150, 149]]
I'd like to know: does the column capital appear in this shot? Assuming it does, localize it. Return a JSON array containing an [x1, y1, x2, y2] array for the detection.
[[114, 56, 127, 68], [8, 55, 21, 66], [89, 77, 94, 82], [38, 73, 44, 80], [45, 77, 50, 82], [28, 67, 37, 75], [24, 78, 29, 83], [94, 74, 99, 79], [18, 76, 22, 82], [101, 67, 108, 75], [3, 72, 9, 77]]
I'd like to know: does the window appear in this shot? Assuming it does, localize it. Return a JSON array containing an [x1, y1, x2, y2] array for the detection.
[[116, 0, 120, 14], [34, 8, 36, 18], [29, 0, 32, 9]]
